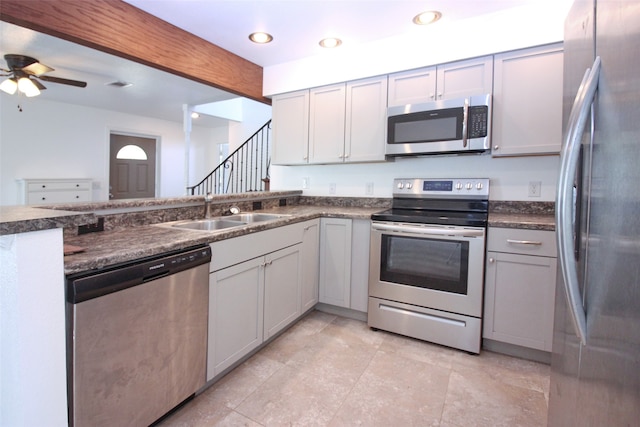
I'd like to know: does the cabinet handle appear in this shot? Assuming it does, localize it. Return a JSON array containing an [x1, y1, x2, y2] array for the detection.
[[493, 145, 499, 150], [506, 239, 542, 245], [488, 258, 495, 263]]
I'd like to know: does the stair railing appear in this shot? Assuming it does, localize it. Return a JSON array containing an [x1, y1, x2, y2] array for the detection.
[[187, 120, 271, 195]]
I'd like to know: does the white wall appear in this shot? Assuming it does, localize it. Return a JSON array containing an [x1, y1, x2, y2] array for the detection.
[[0, 96, 223, 205], [1, 228, 68, 427], [271, 154, 559, 202]]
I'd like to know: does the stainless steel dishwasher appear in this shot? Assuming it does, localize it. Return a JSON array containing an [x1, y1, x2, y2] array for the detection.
[[66, 245, 211, 427]]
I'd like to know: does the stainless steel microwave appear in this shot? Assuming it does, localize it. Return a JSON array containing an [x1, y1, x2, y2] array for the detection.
[[386, 94, 492, 157]]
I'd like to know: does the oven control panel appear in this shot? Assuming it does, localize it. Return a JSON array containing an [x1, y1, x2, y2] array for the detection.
[[393, 178, 489, 199]]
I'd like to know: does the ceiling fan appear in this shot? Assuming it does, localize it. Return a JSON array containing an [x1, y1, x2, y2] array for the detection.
[[0, 54, 87, 97]]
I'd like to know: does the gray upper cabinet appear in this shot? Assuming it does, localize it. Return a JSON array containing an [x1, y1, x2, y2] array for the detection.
[[271, 89, 309, 165], [491, 43, 564, 156], [273, 76, 387, 165], [387, 56, 493, 107], [308, 83, 347, 164]]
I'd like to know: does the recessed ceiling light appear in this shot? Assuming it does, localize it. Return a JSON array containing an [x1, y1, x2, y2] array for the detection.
[[319, 37, 342, 49], [413, 10, 442, 25], [249, 32, 273, 44]]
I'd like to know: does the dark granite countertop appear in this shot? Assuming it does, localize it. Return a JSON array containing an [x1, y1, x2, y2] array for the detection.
[[63, 205, 383, 275], [0, 205, 95, 236], [488, 212, 556, 231], [487, 201, 556, 231]]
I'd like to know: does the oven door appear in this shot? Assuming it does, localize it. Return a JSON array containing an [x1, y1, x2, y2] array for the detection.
[[369, 221, 486, 317]]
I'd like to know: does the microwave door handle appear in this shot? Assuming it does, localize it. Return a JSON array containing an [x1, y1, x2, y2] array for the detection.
[[462, 98, 469, 148]]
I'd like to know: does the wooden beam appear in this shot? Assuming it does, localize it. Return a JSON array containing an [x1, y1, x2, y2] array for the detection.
[[0, 0, 270, 104]]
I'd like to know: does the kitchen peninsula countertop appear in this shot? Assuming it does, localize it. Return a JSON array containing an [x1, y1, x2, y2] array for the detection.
[[63, 205, 381, 275], [0, 205, 95, 236]]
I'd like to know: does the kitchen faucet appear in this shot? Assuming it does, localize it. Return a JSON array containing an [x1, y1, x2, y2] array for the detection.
[[204, 193, 214, 219]]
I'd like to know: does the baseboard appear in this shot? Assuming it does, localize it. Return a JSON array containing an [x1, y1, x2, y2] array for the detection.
[[314, 303, 368, 322], [482, 338, 551, 364]]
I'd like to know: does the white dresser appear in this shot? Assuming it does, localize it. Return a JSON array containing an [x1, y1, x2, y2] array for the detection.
[[19, 178, 93, 205]]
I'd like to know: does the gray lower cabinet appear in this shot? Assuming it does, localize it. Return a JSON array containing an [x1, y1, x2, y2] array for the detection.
[[318, 218, 370, 312], [483, 227, 557, 352], [319, 218, 352, 307], [207, 220, 315, 381], [300, 219, 320, 312], [208, 256, 264, 379]]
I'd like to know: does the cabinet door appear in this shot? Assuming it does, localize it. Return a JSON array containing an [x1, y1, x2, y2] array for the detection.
[[483, 251, 557, 351], [319, 218, 352, 307], [492, 44, 564, 156], [207, 257, 264, 380], [436, 56, 493, 100], [272, 90, 310, 165], [308, 83, 346, 163], [264, 245, 302, 340], [349, 219, 370, 312], [387, 66, 437, 107], [345, 76, 388, 163], [300, 220, 320, 312]]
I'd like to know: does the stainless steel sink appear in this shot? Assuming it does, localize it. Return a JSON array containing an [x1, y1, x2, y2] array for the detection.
[[162, 212, 290, 232], [224, 213, 290, 223], [170, 218, 246, 231]]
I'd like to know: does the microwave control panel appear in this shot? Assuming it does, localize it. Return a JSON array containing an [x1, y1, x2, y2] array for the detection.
[[468, 106, 489, 138]]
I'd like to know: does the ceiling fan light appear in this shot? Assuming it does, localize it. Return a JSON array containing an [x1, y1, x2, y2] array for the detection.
[[0, 78, 18, 95], [17, 77, 40, 97]]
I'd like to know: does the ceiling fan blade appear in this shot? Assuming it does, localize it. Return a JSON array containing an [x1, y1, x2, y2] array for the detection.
[[31, 78, 47, 91], [38, 75, 87, 88], [22, 61, 54, 76]]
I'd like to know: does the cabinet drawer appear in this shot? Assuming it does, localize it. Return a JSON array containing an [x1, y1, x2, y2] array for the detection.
[[487, 228, 556, 257]]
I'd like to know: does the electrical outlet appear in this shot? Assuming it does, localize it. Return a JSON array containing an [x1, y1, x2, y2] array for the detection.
[[365, 182, 374, 195], [528, 181, 542, 197], [329, 183, 336, 194], [302, 177, 310, 189]]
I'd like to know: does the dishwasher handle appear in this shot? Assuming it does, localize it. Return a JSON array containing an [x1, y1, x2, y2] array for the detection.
[[67, 245, 211, 304]]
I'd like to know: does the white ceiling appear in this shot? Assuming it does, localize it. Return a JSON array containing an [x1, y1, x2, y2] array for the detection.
[[1, 1, 572, 125], [0, 21, 236, 126], [124, 0, 570, 68]]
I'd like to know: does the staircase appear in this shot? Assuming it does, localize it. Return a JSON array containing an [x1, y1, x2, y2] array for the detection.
[[188, 120, 271, 195]]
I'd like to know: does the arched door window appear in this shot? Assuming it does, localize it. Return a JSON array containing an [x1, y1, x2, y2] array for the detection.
[[116, 144, 148, 160]]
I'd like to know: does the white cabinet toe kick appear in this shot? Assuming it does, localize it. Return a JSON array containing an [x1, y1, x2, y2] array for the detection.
[[367, 297, 482, 354]]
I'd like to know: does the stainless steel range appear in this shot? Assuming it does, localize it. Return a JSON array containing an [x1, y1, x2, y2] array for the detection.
[[368, 178, 489, 354]]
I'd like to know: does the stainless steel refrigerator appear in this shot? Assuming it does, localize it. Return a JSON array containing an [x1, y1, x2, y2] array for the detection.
[[548, 0, 640, 425]]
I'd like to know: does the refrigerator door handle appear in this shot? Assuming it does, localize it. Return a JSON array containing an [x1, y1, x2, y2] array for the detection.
[[556, 56, 601, 345]]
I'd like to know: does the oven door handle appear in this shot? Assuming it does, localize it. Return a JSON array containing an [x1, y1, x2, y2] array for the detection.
[[372, 223, 484, 237]]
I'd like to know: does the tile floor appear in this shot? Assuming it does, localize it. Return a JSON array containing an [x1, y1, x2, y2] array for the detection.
[[159, 310, 550, 427]]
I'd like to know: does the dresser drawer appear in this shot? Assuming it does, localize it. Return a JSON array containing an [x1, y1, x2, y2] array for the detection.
[[27, 191, 91, 205], [27, 181, 91, 191], [487, 227, 557, 257]]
